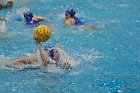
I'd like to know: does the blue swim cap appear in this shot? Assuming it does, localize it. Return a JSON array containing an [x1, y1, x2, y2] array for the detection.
[[44, 45, 55, 51], [44, 45, 57, 59], [23, 12, 33, 18], [65, 9, 75, 17]]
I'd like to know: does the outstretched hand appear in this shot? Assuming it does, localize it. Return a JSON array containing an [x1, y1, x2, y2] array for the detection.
[[33, 35, 40, 44], [63, 62, 72, 69], [34, 40, 40, 44], [44, 18, 50, 23]]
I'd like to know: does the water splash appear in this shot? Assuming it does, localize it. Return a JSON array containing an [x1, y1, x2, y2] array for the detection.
[[0, 22, 7, 32], [15, 7, 30, 19], [0, 48, 78, 73]]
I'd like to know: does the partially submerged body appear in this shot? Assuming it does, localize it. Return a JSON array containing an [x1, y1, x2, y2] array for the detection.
[[6, 42, 72, 69], [65, 9, 96, 30], [23, 12, 49, 27]]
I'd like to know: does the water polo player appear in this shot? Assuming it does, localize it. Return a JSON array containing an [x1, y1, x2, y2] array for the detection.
[[65, 9, 96, 29], [65, 8, 84, 26], [6, 25, 72, 69], [23, 11, 49, 27], [6, 41, 72, 69]]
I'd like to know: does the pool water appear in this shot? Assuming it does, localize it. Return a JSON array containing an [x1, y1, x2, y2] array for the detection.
[[0, 0, 140, 93]]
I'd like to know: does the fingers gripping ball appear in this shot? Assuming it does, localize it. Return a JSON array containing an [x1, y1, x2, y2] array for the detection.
[[34, 25, 51, 42]]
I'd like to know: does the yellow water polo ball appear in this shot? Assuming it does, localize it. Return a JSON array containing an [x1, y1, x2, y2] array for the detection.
[[34, 25, 51, 42]]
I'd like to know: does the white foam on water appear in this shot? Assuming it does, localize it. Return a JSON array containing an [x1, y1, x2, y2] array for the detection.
[[0, 22, 7, 32], [15, 7, 30, 19], [0, 48, 79, 72], [42, 64, 64, 74], [5, 7, 30, 23], [42, 48, 79, 73], [58, 48, 79, 67], [0, 55, 17, 70]]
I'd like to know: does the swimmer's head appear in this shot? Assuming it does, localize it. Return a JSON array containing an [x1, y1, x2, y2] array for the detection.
[[6, 1, 13, 7], [44, 45, 60, 61], [65, 9, 75, 18], [23, 12, 33, 19]]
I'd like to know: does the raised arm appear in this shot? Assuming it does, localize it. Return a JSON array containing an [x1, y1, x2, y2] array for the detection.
[[35, 41, 49, 65]]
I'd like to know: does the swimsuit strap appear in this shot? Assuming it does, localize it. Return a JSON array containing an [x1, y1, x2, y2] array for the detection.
[[73, 16, 84, 26]]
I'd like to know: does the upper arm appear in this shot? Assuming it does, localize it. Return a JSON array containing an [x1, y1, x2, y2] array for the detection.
[[33, 16, 49, 22], [32, 17, 42, 22], [15, 55, 37, 64], [36, 16, 46, 21], [38, 46, 50, 64]]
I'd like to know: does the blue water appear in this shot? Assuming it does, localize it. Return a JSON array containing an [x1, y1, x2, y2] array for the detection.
[[0, 0, 140, 93]]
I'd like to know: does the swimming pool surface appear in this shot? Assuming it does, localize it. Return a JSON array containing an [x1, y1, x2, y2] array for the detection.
[[0, 0, 140, 93]]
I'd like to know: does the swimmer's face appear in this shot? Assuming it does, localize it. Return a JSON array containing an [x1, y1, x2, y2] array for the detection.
[[65, 13, 71, 19], [50, 49, 60, 61]]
